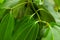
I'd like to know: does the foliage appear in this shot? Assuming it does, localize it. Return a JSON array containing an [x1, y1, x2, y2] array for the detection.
[[0, 0, 60, 40]]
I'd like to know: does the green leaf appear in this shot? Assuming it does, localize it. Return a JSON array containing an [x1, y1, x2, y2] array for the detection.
[[3, 13, 14, 40], [0, 0, 26, 9], [12, 15, 39, 40], [54, 0, 60, 8], [0, 12, 14, 40], [0, 0, 4, 3], [13, 16, 30, 32], [42, 25, 60, 40], [43, 0, 60, 25], [24, 21, 39, 40], [24, 7, 33, 16], [0, 14, 9, 40], [43, 28, 50, 37], [0, 9, 6, 20], [40, 9, 55, 22], [12, 4, 26, 19]]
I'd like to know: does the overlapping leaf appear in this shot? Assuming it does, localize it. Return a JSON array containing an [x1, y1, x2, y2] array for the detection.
[[12, 4, 25, 18], [0, 12, 14, 40], [42, 25, 60, 40], [13, 15, 39, 40], [0, 9, 6, 20], [0, 0, 26, 9], [40, 9, 55, 22], [0, 0, 60, 40], [43, 0, 60, 25]]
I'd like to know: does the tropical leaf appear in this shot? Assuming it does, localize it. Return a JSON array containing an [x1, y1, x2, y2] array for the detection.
[[0, 11, 14, 40], [43, 0, 60, 25], [0, 0, 60, 40], [12, 4, 25, 18], [12, 15, 39, 40], [40, 9, 55, 22], [0, 0, 26, 9], [0, 9, 6, 20], [42, 25, 60, 40]]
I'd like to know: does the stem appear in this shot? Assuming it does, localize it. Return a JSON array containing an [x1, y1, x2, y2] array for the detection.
[[31, 2, 51, 27], [31, 2, 41, 22], [10, 9, 13, 14]]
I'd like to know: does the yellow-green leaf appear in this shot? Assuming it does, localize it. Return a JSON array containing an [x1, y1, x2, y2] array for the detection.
[[0, 0, 4, 3]]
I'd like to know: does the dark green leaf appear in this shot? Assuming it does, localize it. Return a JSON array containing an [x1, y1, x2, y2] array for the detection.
[[12, 15, 39, 40], [0, 12, 14, 40]]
